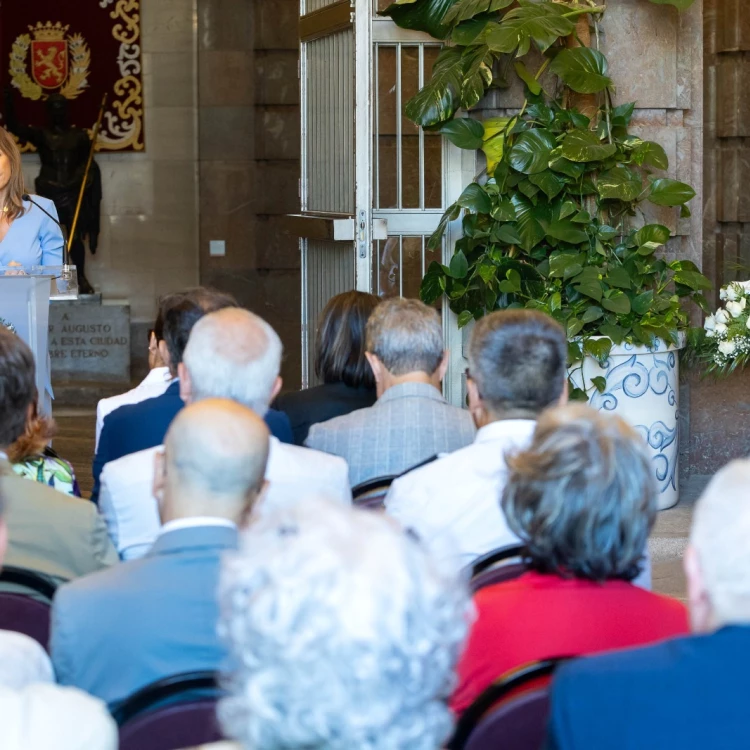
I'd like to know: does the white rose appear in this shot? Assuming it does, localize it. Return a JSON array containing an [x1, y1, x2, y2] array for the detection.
[[704, 314, 716, 332], [741, 281, 750, 293], [716, 309, 732, 324], [726, 298, 747, 318], [715, 322, 728, 336], [719, 340, 737, 356], [724, 285, 739, 301]]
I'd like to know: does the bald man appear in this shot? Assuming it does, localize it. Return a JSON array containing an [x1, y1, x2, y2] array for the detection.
[[50, 399, 270, 706]]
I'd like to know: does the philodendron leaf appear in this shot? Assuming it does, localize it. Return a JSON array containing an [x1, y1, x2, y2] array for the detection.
[[460, 45, 494, 109], [508, 128, 557, 175], [591, 376, 608, 393], [601, 289, 632, 315], [457, 183, 492, 213], [546, 221, 588, 244], [438, 118, 485, 150], [482, 117, 511, 173], [485, 3, 575, 56], [549, 47, 613, 94], [560, 130, 618, 162], [647, 178, 697, 207], [420, 261, 447, 304], [427, 202, 460, 251], [451, 17, 491, 44], [647, 0, 695, 9], [447, 249, 469, 279], [584, 337, 612, 366], [511, 194, 548, 251], [514, 61, 542, 95], [632, 140, 669, 170], [597, 166, 642, 202], [443, 0, 514, 26], [457, 310, 475, 328], [672, 269, 712, 291], [491, 197, 516, 222], [405, 47, 463, 127], [634, 224, 671, 247], [380, 0, 461, 39]]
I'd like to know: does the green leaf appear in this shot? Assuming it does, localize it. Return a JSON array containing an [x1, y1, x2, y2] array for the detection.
[[632, 141, 669, 170], [567, 318, 584, 338], [460, 45, 494, 110], [599, 324, 626, 344], [494, 223, 522, 245], [597, 166, 642, 202], [584, 337, 612, 366], [528, 170, 565, 200], [632, 290, 654, 315], [647, 178, 697, 207], [581, 306, 604, 324], [457, 183, 492, 213], [672, 269, 712, 291], [477, 262, 497, 284], [485, 3, 575, 56], [546, 221, 588, 244], [549, 252, 584, 278], [560, 130, 618, 162], [591, 376, 607, 393], [646, 0, 695, 9], [680, 204, 692, 218], [512, 194, 548, 251], [601, 289, 632, 315], [443, 0, 514, 26], [491, 197, 516, 222], [508, 129, 557, 175], [447, 250, 469, 279], [549, 292, 562, 312], [605, 267, 631, 290], [559, 201, 578, 220], [482, 117, 511, 173], [612, 102, 635, 126], [380, 0, 461, 39], [451, 17, 491, 44], [634, 224, 671, 247], [514, 61, 542, 96], [404, 47, 463, 127], [457, 310, 475, 328], [575, 280, 603, 303], [549, 156, 586, 179], [420, 261, 446, 304], [550, 47, 612, 94], [498, 268, 522, 294], [438, 118, 485, 150], [427, 202, 460, 251]]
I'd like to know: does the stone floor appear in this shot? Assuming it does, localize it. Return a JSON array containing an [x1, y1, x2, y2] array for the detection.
[[54, 406, 704, 601]]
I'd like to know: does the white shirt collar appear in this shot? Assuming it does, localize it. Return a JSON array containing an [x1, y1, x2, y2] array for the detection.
[[159, 517, 236, 537], [141, 366, 172, 387], [474, 418, 537, 444]]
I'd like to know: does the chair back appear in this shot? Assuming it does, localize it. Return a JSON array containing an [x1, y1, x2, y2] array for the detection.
[[448, 658, 571, 750], [469, 544, 528, 593], [113, 671, 225, 750], [0, 566, 59, 650], [352, 475, 396, 510]]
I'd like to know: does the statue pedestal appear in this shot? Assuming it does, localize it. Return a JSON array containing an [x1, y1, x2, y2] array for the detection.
[[49, 296, 131, 384]]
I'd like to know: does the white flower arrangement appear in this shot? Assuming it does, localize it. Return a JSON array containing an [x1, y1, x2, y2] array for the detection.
[[704, 281, 750, 372]]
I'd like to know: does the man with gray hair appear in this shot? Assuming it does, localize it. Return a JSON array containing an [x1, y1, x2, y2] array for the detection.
[[51, 399, 271, 704], [306, 297, 475, 486], [385, 309, 567, 568], [216, 499, 471, 750], [546, 459, 750, 750], [98, 307, 351, 559]]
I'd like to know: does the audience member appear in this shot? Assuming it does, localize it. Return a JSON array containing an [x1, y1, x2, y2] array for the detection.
[[51, 398, 270, 704], [306, 298, 475, 486], [9, 395, 80, 496], [386, 309, 566, 568], [99, 308, 351, 560], [276, 290, 379, 445], [217, 500, 471, 750], [451, 404, 688, 714], [95, 318, 171, 449], [92, 288, 293, 503], [0, 328, 117, 593], [0, 684, 117, 750], [546, 458, 750, 750]]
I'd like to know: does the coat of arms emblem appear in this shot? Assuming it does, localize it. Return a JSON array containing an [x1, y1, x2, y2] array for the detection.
[[10, 22, 90, 101]]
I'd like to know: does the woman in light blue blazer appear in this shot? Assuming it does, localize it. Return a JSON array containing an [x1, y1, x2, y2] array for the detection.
[[0, 127, 64, 267]]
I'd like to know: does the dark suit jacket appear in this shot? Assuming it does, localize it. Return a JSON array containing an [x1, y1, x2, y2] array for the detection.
[[276, 382, 377, 445], [92, 381, 293, 503], [547, 626, 750, 750], [51, 523, 238, 705]]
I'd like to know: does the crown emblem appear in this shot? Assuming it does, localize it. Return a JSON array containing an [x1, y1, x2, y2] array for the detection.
[[28, 21, 69, 42]]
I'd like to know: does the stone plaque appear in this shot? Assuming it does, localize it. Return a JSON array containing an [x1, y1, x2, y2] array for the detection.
[[49, 300, 131, 383]]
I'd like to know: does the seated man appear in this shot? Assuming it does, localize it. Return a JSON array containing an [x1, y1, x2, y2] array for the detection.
[[306, 298, 475, 486], [99, 308, 351, 560], [215, 499, 471, 750], [546, 459, 750, 750], [0, 329, 117, 591], [386, 310, 566, 568], [51, 398, 271, 705], [92, 288, 292, 503]]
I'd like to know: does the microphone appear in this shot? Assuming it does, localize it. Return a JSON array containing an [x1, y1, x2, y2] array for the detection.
[[22, 193, 71, 270]]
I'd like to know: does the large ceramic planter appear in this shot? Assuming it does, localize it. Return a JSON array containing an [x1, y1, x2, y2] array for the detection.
[[569, 338, 683, 510]]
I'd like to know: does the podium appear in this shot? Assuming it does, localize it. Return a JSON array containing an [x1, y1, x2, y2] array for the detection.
[[0, 266, 78, 413]]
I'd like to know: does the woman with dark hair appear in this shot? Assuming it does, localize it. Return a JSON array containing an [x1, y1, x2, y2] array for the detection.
[[451, 404, 689, 714], [0, 128, 64, 267], [276, 290, 379, 445]]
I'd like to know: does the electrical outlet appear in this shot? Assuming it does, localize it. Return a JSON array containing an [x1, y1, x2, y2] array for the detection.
[[209, 240, 226, 257]]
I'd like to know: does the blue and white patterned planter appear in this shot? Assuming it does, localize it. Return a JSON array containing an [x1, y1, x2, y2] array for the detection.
[[569, 337, 683, 510]]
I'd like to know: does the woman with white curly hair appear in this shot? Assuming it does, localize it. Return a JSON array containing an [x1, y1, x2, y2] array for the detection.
[[215, 499, 472, 750]]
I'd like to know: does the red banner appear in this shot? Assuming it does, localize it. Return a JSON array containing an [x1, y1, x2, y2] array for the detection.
[[0, 0, 144, 151]]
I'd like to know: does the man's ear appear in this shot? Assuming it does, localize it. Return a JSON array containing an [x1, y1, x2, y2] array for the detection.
[[436, 350, 450, 382], [270, 377, 283, 404], [365, 352, 383, 382], [685, 544, 712, 634], [152, 448, 167, 522], [178, 363, 192, 403], [158, 339, 171, 371]]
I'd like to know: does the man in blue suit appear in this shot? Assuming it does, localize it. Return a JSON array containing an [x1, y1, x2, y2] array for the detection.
[[91, 288, 292, 503], [546, 459, 750, 750], [51, 397, 271, 705]]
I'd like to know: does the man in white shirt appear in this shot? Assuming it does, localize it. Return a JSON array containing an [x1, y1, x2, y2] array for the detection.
[[51, 398, 270, 704], [99, 307, 351, 560], [385, 310, 568, 570]]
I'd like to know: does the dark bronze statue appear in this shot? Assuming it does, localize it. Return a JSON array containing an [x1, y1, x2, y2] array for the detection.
[[3, 88, 101, 294]]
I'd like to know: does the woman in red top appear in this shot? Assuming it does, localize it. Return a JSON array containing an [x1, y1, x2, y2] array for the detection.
[[452, 404, 689, 714]]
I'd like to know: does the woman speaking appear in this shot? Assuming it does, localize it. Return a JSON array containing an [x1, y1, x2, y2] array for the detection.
[[0, 127, 64, 267]]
